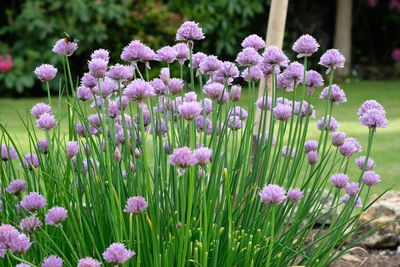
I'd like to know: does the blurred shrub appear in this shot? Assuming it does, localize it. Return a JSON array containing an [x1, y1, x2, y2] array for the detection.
[[0, 0, 182, 96]]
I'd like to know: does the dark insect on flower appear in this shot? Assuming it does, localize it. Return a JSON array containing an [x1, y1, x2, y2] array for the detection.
[[64, 32, 79, 43]]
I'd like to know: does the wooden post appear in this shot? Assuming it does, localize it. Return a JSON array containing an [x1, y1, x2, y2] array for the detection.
[[253, 0, 289, 136], [334, 0, 353, 77]]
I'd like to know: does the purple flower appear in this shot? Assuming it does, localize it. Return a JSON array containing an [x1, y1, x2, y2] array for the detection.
[[339, 137, 362, 158], [42, 255, 63, 267], [6, 179, 27, 195], [273, 103, 292, 121], [331, 173, 349, 189], [151, 78, 167, 95], [34, 64, 58, 82], [199, 55, 223, 75], [230, 85, 241, 102], [241, 34, 265, 50], [88, 58, 108, 78], [103, 243, 135, 265], [192, 52, 207, 69], [355, 156, 374, 171], [229, 106, 248, 120], [107, 64, 133, 81], [91, 48, 109, 61], [167, 78, 184, 95], [228, 115, 243, 130], [282, 62, 304, 84], [8, 232, 31, 254], [66, 141, 80, 158], [21, 192, 46, 212], [287, 189, 303, 203], [77, 86, 93, 102], [319, 49, 345, 74], [169, 147, 197, 168], [45, 206, 68, 226], [305, 70, 324, 94], [137, 45, 156, 67], [259, 184, 286, 205], [174, 43, 190, 64], [341, 194, 362, 207], [360, 108, 388, 130], [52, 38, 78, 56], [16, 264, 31, 267], [92, 77, 116, 98], [194, 147, 212, 166], [241, 66, 263, 82], [304, 140, 318, 153], [121, 40, 149, 63], [345, 182, 360, 197], [176, 21, 205, 41], [277, 73, 294, 91], [184, 92, 198, 102], [292, 34, 319, 57], [262, 46, 289, 71], [201, 98, 213, 115], [81, 72, 97, 88], [31, 102, 52, 119], [332, 131, 346, 147], [358, 100, 384, 116], [156, 46, 178, 64], [307, 151, 318, 165], [124, 79, 155, 101], [317, 116, 339, 132], [256, 96, 272, 110], [282, 146, 296, 159], [123, 196, 148, 214], [20, 215, 42, 234], [1, 144, 18, 161], [294, 101, 315, 118], [178, 102, 202, 120], [22, 153, 39, 170], [320, 84, 347, 104], [203, 82, 229, 104], [36, 113, 57, 131], [213, 61, 239, 84], [236, 47, 262, 67], [195, 116, 212, 134], [362, 171, 381, 187], [78, 257, 102, 267]]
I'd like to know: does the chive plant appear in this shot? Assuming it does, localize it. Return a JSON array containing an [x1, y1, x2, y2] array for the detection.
[[0, 22, 389, 267]]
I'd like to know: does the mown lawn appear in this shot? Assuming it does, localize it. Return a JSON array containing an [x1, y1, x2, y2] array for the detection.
[[0, 79, 399, 192]]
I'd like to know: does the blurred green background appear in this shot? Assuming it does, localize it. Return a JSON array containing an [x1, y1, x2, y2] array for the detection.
[[0, 0, 400, 96]]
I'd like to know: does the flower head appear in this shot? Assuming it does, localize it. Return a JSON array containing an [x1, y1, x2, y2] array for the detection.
[[124, 196, 148, 214], [319, 49, 345, 74], [213, 61, 239, 84], [305, 70, 324, 94], [339, 137, 362, 158], [362, 171, 381, 187], [81, 72, 97, 88], [176, 21, 205, 41], [77, 86, 93, 102], [282, 62, 304, 84], [228, 106, 248, 120], [31, 103, 52, 119], [42, 255, 63, 267], [107, 64, 133, 81], [256, 96, 272, 110], [307, 151, 318, 165], [66, 141, 80, 158], [36, 113, 57, 131], [192, 52, 207, 69], [34, 64, 58, 82], [21, 192, 46, 212], [317, 116, 339, 132], [1, 144, 18, 161], [169, 147, 197, 168], [355, 156, 374, 171], [6, 179, 27, 196], [78, 257, 102, 267], [330, 173, 349, 189], [332, 131, 346, 147], [236, 47, 262, 67], [292, 34, 319, 57], [262, 46, 288, 72], [174, 43, 190, 64], [203, 82, 229, 104], [320, 84, 347, 104], [45, 206, 68, 226], [227, 115, 243, 130], [124, 79, 155, 101], [91, 49, 109, 61], [341, 194, 362, 207], [360, 108, 388, 130], [230, 85, 241, 102], [358, 100, 384, 116], [304, 140, 318, 153], [20, 215, 42, 234], [241, 66, 263, 82], [199, 55, 223, 75], [345, 182, 360, 197], [241, 34, 265, 50], [178, 102, 202, 120], [52, 38, 78, 56], [88, 58, 108, 78], [273, 103, 292, 121], [287, 189, 303, 203], [259, 184, 286, 205], [102, 243, 135, 265], [151, 78, 167, 95], [194, 147, 212, 166], [156, 46, 178, 64], [167, 78, 184, 95], [22, 153, 39, 170]]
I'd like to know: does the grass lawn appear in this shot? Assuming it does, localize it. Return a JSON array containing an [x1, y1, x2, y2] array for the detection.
[[0, 79, 399, 192]]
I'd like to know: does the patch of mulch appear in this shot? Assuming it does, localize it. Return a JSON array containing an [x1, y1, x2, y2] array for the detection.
[[330, 248, 400, 267]]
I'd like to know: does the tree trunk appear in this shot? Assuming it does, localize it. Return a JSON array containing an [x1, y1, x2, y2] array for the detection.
[[253, 0, 289, 136], [334, 0, 353, 77]]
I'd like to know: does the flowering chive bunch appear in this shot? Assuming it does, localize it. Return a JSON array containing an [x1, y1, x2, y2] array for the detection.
[[0, 21, 389, 267]]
